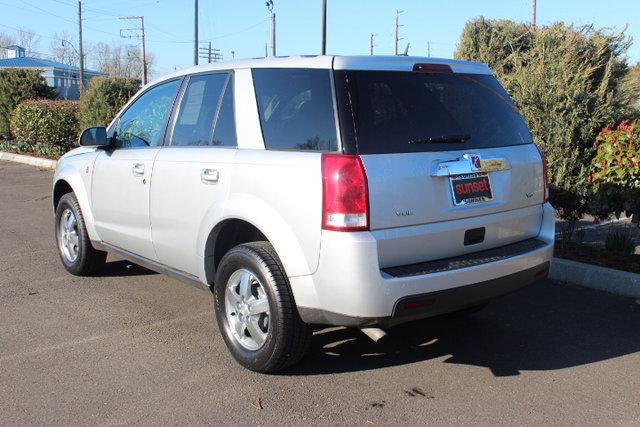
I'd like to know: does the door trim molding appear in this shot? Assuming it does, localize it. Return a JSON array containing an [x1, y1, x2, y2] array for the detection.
[[92, 241, 210, 291]]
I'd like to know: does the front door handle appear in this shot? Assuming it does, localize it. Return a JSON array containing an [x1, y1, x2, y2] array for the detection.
[[132, 163, 145, 177], [201, 168, 219, 184]]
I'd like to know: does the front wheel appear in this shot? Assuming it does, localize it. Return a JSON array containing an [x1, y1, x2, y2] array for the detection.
[[213, 242, 311, 373], [55, 192, 107, 276]]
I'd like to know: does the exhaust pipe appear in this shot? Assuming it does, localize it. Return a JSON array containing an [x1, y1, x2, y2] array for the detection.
[[360, 327, 387, 342]]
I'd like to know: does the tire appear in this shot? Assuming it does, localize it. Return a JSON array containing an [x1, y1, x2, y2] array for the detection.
[[55, 192, 107, 276], [213, 242, 311, 373]]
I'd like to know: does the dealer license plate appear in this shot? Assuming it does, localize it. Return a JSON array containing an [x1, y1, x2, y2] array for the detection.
[[450, 173, 493, 206]]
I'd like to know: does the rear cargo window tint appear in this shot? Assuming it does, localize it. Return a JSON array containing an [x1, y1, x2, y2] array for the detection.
[[336, 71, 532, 154], [252, 68, 338, 152]]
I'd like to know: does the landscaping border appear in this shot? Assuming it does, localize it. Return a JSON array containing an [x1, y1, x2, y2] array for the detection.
[[550, 257, 640, 298], [0, 151, 57, 170]]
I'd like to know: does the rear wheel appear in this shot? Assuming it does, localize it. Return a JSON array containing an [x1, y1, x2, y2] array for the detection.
[[213, 242, 311, 373], [55, 193, 107, 276]]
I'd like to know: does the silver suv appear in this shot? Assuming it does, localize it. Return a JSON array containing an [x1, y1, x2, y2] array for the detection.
[[52, 56, 554, 372]]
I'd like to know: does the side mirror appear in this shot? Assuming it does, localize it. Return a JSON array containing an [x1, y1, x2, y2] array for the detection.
[[79, 127, 108, 147]]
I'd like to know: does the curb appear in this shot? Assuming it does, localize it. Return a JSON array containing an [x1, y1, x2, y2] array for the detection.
[[550, 257, 640, 298], [0, 151, 57, 170]]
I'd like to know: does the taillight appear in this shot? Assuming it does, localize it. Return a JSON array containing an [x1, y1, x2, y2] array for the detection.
[[321, 154, 369, 231], [535, 144, 549, 203]]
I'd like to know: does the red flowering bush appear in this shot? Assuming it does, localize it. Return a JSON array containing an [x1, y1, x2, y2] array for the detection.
[[590, 120, 640, 218], [10, 99, 79, 156]]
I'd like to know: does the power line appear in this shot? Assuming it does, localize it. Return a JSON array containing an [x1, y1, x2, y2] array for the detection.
[[9, 0, 121, 38], [145, 18, 269, 44]]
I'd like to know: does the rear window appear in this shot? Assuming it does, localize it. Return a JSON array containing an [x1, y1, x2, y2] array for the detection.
[[336, 71, 532, 154], [252, 68, 339, 152]]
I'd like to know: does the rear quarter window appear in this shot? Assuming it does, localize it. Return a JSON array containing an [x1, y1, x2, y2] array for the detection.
[[252, 68, 339, 152]]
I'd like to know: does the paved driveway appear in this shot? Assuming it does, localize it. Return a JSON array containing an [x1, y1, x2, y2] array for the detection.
[[1, 160, 639, 425]]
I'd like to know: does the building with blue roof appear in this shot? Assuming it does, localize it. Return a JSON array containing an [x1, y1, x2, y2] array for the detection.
[[0, 45, 105, 100]]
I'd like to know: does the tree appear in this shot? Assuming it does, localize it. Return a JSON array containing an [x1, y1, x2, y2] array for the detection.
[[78, 77, 140, 129], [89, 42, 155, 80], [50, 32, 80, 67], [0, 27, 41, 59], [15, 27, 41, 57], [455, 18, 639, 220], [623, 64, 640, 116], [0, 69, 56, 137]]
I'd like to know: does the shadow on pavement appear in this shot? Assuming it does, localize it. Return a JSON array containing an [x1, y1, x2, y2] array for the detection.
[[286, 280, 640, 377], [98, 260, 158, 278]]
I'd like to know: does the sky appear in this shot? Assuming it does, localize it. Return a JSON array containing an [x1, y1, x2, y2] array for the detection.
[[1, 0, 639, 78]]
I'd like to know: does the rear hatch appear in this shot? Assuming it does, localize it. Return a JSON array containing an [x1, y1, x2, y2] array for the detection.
[[333, 63, 545, 267]]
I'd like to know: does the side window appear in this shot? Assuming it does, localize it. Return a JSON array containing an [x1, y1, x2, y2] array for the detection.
[[211, 78, 237, 147], [252, 68, 338, 151], [171, 73, 228, 147], [115, 79, 181, 148]]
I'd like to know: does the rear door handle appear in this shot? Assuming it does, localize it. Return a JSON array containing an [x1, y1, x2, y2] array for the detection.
[[132, 163, 145, 176], [200, 168, 219, 184]]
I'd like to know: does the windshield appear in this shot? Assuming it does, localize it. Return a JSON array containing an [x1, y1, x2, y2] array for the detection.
[[335, 71, 532, 154]]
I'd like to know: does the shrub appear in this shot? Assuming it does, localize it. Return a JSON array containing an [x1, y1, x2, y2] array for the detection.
[[79, 77, 140, 129], [0, 69, 56, 137], [589, 120, 640, 218], [605, 228, 636, 255], [455, 19, 638, 221], [10, 99, 79, 157]]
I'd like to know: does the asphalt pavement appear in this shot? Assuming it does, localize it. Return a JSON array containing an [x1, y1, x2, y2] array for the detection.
[[1, 160, 640, 425]]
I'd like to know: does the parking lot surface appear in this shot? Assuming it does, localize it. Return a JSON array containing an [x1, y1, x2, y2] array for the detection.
[[1, 160, 640, 425]]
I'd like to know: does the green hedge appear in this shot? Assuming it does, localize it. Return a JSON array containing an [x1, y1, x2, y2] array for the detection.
[[10, 100, 79, 157], [0, 69, 56, 137], [455, 19, 639, 220], [79, 77, 140, 129]]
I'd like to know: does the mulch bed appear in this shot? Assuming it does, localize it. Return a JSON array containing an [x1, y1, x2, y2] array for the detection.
[[555, 240, 640, 274]]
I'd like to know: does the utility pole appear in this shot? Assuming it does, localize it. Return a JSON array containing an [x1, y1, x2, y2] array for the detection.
[[194, 0, 199, 65], [231, 50, 235, 59], [272, 13, 276, 56], [369, 33, 376, 55], [140, 17, 147, 84], [77, 1, 84, 92], [199, 42, 222, 63], [321, 0, 327, 55], [394, 9, 404, 56], [531, 0, 537, 30], [120, 16, 148, 85], [427, 41, 431, 57], [266, 1, 275, 56]]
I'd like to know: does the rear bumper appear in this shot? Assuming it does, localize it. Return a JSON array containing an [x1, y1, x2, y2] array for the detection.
[[298, 261, 549, 327], [290, 203, 555, 326]]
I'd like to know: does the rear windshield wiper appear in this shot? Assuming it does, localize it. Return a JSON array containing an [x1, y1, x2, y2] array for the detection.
[[408, 134, 471, 144]]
